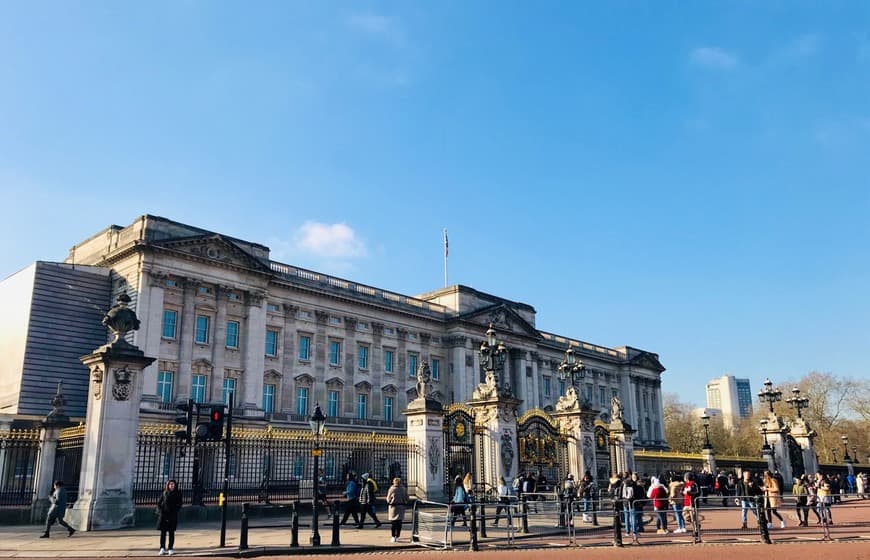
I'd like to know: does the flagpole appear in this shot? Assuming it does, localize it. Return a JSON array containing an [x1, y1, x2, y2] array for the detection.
[[443, 228, 448, 288]]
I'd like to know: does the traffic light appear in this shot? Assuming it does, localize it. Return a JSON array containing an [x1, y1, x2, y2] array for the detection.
[[208, 406, 226, 441], [174, 399, 194, 442]]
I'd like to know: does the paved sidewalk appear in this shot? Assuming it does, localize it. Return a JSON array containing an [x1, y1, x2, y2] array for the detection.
[[0, 519, 414, 558]]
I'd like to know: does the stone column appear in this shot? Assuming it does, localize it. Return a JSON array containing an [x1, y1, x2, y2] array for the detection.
[[789, 418, 818, 477], [177, 279, 198, 400], [210, 286, 228, 402], [241, 291, 267, 411], [67, 295, 155, 531], [403, 398, 446, 501], [467, 395, 522, 487], [281, 304, 299, 412], [609, 417, 635, 474], [701, 448, 717, 475], [446, 335, 468, 404], [0, 418, 11, 491], [764, 414, 792, 483], [139, 270, 165, 402], [31, 423, 64, 523], [552, 387, 599, 478]]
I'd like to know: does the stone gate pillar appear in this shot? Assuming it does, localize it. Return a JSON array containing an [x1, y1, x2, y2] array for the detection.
[[701, 448, 717, 475], [763, 413, 793, 483], [789, 417, 818, 477], [467, 394, 521, 488], [552, 387, 599, 478], [67, 294, 155, 531], [404, 361, 446, 501], [608, 417, 635, 474], [31, 383, 73, 523]]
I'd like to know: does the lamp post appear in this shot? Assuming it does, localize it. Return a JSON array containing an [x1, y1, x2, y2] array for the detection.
[[852, 446, 858, 464], [308, 403, 327, 546], [701, 414, 712, 450], [842, 435, 851, 463], [557, 346, 587, 401], [479, 323, 508, 393], [759, 419, 771, 451], [785, 387, 809, 419], [758, 378, 782, 414]]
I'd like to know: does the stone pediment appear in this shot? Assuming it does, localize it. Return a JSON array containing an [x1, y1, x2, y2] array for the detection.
[[152, 234, 271, 273], [628, 352, 665, 373], [459, 303, 540, 339]]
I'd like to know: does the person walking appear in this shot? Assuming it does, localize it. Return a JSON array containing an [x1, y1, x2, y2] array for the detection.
[[682, 472, 700, 528], [763, 471, 785, 528], [40, 480, 75, 539], [493, 476, 513, 526], [647, 476, 669, 534], [857, 472, 867, 499], [736, 471, 761, 529], [356, 473, 382, 528], [340, 472, 361, 526], [578, 472, 594, 522], [793, 475, 810, 526], [621, 473, 639, 543], [386, 477, 408, 542], [156, 479, 182, 556], [668, 474, 686, 533], [450, 475, 468, 527]]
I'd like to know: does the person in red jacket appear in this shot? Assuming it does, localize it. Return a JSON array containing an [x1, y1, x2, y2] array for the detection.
[[683, 472, 700, 528], [647, 476, 669, 534]]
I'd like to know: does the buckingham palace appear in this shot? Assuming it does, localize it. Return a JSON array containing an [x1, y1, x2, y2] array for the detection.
[[0, 215, 667, 449]]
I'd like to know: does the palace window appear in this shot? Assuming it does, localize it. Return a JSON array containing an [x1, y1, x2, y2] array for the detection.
[[299, 335, 311, 361], [357, 393, 367, 419], [328, 390, 340, 417], [226, 321, 240, 349], [297, 387, 309, 416], [384, 396, 394, 422], [358, 345, 369, 370], [222, 378, 236, 405], [265, 330, 279, 356], [408, 352, 418, 378], [329, 341, 341, 366], [384, 350, 394, 374], [191, 375, 207, 403], [157, 371, 173, 403], [263, 384, 276, 414], [162, 310, 178, 339], [195, 315, 210, 344], [431, 358, 440, 381]]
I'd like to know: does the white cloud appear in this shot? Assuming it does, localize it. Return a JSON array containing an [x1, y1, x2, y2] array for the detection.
[[690, 47, 739, 70], [292, 221, 367, 258]]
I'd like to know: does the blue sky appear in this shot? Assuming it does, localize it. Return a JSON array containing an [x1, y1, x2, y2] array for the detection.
[[1, 2, 868, 406]]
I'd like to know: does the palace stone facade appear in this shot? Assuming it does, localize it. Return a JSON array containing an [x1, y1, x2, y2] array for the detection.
[[1, 215, 667, 448]]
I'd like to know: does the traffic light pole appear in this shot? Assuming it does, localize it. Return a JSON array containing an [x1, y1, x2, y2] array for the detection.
[[219, 393, 233, 547]]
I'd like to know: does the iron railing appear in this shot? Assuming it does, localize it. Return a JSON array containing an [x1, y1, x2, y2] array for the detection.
[[0, 428, 41, 506]]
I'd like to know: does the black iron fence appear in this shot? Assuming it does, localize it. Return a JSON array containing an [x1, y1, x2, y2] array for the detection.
[[133, 423, 421, 506], [0, 428, 41, 506], [53, 424, 84, 503]]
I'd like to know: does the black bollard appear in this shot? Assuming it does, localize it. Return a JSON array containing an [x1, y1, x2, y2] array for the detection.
[[479, 501, 487, 538], [291, 503, 300, 548], [612, 499, 623, 547], [521, 500, 529, 534], [756, 496, 771, 544], [469, 503, 479, 552], [331, 502, 341, 547], [592, 492, 599, 526], [239, 503, 249, 551]]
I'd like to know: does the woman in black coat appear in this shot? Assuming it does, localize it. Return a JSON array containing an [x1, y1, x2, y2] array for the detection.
[[156, 479, 183, 555]]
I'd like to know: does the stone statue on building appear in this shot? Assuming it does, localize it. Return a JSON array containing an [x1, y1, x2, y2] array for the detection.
[[416, 361, 432, 400], [611, 396, 624, 422], [101, 293, 140, 344]]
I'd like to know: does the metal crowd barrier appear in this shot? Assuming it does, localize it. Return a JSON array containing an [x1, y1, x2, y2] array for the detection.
[[411, 500, 453, 549]]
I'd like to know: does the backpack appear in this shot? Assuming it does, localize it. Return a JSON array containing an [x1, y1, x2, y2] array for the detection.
[[369, 478, 379, 495]]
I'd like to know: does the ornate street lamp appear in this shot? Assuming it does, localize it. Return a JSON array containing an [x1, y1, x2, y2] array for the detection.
[[557, 346, 587, 400], [308, 403, 327, 546], [842, 435, 851, 463], [701, 414, 712, 450], [785, 387, 809, 419], [852, 446, 858, 464], [758, 378, 782, 414], [759, 418, 771, 451], [479, 323, 508, 392]]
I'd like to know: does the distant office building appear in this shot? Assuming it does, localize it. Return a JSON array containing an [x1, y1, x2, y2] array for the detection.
[[705, 375, 752, 429]]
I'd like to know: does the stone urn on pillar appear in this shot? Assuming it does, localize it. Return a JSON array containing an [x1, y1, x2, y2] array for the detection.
[[67, 293, 155, 531]]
